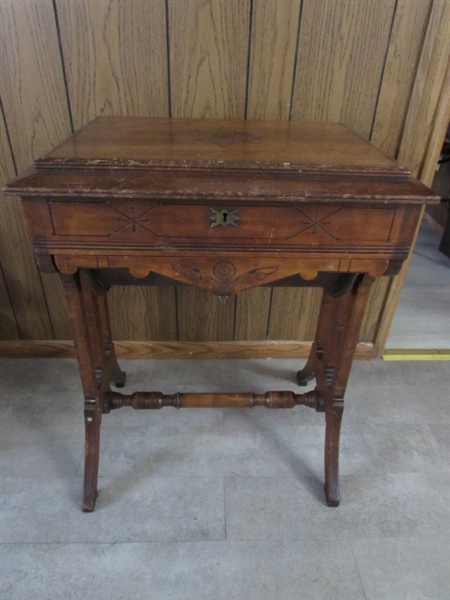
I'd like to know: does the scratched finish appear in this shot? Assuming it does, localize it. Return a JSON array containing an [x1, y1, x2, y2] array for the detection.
[[38, 118, 405, 175]]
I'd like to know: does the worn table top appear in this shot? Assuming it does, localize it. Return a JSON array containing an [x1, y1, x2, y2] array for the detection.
[[4, 118, 438, 206]]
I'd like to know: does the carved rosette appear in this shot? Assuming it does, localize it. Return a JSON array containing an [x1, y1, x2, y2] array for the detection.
[[212, 260, 236, 280], [172, 260, 279, 295]]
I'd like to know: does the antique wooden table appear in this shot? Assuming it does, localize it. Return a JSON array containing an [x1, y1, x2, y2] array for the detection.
[[5, 117, 438, 511]]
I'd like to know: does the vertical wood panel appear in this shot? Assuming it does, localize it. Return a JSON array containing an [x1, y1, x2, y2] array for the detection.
[[39, 274, 71, 339], [234, 288, 271, 341], [267, 288, 324, 342], [178, 288, 234, 341], [169, 0, 250, 340], [0, 0, 71, 170], [371, 0, 433, 157], [246, 0, 301, 120], [0, 0, 73, 339], [291, 0, 396, 138], [268, 288, 322, 341], [359, 277, 390, 342], [56, 0, 169, 129], [109, 287, 177, 341], [168, 0, 250, 119]]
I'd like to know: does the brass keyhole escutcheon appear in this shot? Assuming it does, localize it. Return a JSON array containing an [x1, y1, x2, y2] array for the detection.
[[210, 208, 240, 228]]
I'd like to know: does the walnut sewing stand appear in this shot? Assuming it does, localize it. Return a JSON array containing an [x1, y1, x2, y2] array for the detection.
[[4, 118, 438, 511]]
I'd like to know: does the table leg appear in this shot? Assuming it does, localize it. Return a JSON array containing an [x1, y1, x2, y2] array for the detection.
[[312, 274, 373, 506], [62, 270, 118, 511], [96, 291, 126, 389], [297, 290, 334, 387]]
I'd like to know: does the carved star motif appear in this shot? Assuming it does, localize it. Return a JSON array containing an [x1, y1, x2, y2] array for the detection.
[[107, 204, 157, 237], [290, 207, 343, 241]]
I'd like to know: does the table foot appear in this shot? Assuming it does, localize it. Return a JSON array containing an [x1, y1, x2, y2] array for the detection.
[[82, 491, 98, 512], [297, 341, 321, 386], [112, 367, 126, 388], [297, 367, 315, 387], [324, 484, 340, 507]]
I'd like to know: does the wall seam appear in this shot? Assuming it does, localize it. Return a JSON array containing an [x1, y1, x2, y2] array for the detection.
[[165, 0, 173, 118], [244, 0, 254, 120], [52, 0, 74, 133], [369, 0, 399, 141], [288, 0, 304, 121], [0, 263, 21, 339], [0, 97, 18, 175], [265, 289, 274, 341]]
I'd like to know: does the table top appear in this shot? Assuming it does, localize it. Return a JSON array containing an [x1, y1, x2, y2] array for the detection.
[[34, 117, 409, 178], [4, 118, 438, 207]]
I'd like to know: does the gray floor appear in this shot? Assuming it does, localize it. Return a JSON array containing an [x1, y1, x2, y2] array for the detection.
[[1, 357, 449, 600], [387, 220, 450, 349]]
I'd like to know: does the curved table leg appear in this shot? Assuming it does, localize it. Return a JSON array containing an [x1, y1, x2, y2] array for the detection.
[[62, 270, 123, 511], [312, 274, 373, 507]]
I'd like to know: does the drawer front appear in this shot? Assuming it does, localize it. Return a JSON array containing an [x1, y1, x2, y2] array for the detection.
[[47, 199, 410, 250]]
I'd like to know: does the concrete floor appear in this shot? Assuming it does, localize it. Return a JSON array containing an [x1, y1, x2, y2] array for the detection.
[[1, 357, 449, 600]]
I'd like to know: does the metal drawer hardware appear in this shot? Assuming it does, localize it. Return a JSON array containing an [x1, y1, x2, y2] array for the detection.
[[209, 208, 240, 228]]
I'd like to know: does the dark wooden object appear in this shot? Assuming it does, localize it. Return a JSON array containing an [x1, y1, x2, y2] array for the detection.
[[4, 117, 438, 511]]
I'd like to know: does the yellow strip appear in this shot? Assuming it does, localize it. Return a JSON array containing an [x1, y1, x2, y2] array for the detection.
[[382, 349, 450, 361]]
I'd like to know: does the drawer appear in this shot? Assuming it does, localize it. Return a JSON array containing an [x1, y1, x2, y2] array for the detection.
[[47, 199, 408, 250]]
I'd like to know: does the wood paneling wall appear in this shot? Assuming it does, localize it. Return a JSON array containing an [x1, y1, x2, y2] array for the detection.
[[1, 0, 449, 353]]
